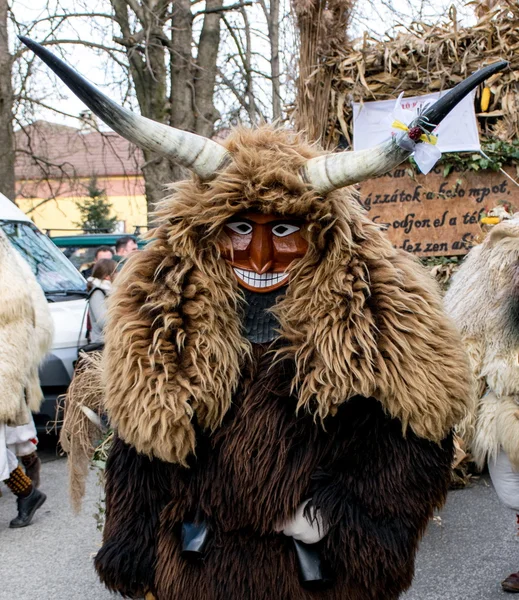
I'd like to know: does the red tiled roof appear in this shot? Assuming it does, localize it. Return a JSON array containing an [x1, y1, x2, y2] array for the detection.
[[15, 120, 144, 181]]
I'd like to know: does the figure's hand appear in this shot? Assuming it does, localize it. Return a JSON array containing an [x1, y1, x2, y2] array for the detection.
[[274, 499, 329, 544]]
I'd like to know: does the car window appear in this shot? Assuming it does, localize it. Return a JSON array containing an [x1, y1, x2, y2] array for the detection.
[[63, 246, 115, 270], [0, 221, 87, 293]]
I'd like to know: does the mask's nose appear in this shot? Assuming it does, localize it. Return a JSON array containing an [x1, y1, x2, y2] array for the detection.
[[249, 225, 273, 274]]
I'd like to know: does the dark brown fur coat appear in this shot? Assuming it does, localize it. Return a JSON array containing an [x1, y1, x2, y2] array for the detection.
[[95, 126, 471, 599], [96, 347, 454, 599]]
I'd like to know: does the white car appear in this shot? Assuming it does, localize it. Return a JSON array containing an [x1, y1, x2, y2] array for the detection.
[[0, 193, 87, 433]]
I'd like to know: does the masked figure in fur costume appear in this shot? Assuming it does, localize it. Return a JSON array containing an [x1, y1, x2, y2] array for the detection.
[[444, 215, 519, 593], [23, 37, 508, 600], [0, 229, 53, 527]]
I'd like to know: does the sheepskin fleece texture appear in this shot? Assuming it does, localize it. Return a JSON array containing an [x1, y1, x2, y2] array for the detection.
[[472, 392, 519, 470], [103, 126, 471, 464], [10, 244, 54, 412], [444, 216, 519, 461], [95, 348, 454, 600], [0, 233, 36, 425]]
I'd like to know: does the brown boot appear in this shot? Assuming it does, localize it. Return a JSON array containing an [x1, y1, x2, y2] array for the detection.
[[21, 452, 41, 488], [502, 573, 519, 593], [4, 465, 46, 528]]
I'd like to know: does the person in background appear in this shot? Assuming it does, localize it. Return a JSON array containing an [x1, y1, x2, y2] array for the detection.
[[80, 245, 114, 279], [86, 258, 117, 347], [113, 236, 138, 267]]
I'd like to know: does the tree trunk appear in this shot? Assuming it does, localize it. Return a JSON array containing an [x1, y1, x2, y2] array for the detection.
[[142, 155, 175, 224], [240, 6, 256, 123], [170, 0, 195, 132], [111, 0, 226, 217], [0, 0, 15, 201], [194, 0, 223, 136], [270, 0, 281, 121], [111, 0, 176, 216], [261, 0, 281, 121]]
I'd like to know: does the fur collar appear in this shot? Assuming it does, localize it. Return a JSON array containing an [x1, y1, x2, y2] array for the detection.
[[88, 277, 112, 293], [102, 126, 472, 464]]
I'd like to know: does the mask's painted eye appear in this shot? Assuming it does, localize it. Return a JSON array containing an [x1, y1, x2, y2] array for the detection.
[[272, 223, 300, 237], [226, 221, 253, 235]]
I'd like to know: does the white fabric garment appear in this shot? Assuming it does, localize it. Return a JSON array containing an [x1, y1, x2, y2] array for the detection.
[[0, 424, 19, 481], [274, 499, 330, 544], [390, 93, 443, 175], [87, 277, 112, 344], [6, 415, 38, 457], [488, 448, 519, 512], [353, 89, 480, 152]]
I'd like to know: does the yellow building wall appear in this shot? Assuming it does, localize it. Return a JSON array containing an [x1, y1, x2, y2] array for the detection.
[[16, 176, 148, 234]]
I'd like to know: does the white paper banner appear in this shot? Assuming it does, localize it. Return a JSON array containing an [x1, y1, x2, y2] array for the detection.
[[353, 90, 480, 152]]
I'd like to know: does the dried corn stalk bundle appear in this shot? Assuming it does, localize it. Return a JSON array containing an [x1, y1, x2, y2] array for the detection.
[[292, 0, 356, 143], [58, 350, 105, 513], [304, 1, 519, 148]]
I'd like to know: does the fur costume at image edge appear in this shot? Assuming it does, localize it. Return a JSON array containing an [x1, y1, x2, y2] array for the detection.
[[0, 228, 53, 527], [20, 36, 509, 600], [444, 216, 519, 592], [0, 230, 53, 432], [4, 237, 54, 488], [444, 216, 519, 488]]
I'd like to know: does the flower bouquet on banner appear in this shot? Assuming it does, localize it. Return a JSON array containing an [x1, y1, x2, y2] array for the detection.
[[390, 93, 443, 174]]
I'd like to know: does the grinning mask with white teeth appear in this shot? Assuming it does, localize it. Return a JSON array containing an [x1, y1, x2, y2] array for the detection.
[[220, 212, 308, 293]]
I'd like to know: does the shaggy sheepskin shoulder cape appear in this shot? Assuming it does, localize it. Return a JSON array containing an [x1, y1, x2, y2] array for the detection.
[[0, 231, 52, 425], [445, 216, 519, 468], [103, 126, 472, 464]]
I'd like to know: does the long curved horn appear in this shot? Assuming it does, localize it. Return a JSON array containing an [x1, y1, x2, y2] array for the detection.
[[303, 60, 509, 194], [19, 36, 231, 180]]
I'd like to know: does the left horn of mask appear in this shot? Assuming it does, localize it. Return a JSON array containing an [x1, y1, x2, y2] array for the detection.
[[19, 36, 230, 180]]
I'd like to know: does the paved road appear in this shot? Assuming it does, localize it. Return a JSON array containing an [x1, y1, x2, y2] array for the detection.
[[403, 476, 518, 600], [0, 439, 111, 600], [0, 441, 517, 600]]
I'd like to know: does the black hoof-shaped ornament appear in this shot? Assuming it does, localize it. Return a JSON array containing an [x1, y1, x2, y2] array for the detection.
[[292, 538, 333, 590], [181, 521, 210, 560]]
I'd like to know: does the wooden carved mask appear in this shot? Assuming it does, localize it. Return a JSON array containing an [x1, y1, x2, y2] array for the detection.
[[220, 212, 308, 293]]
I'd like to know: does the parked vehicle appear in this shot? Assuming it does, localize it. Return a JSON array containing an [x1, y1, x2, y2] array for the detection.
[[0, 194, 88, 432]]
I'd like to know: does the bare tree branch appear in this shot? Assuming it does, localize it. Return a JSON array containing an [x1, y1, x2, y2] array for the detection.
[[36, 39, 126, 54], [124, 0, 147, 24], [16, 95, 87, 122], [25, 13, 116, 29], [193, 2, 253, 19]]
